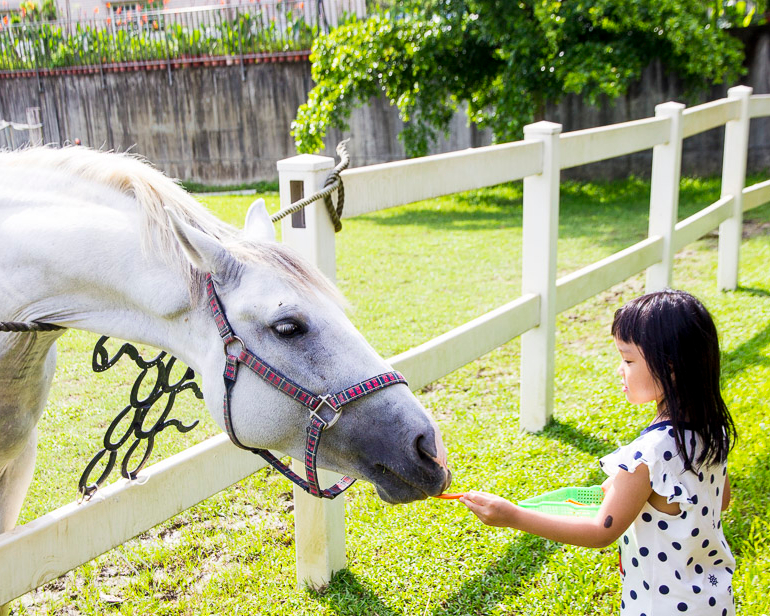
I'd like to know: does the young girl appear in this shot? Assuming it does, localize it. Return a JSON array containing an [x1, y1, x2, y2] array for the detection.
[[460, 289, 737, 615]]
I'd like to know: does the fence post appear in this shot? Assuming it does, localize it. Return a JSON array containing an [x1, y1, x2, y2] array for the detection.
[[276, 153, 345, 589], [520, 121, 561, 433], [645, 101, 685, 293], [717, 85, 752, 291], [25, 107, 42, 146]]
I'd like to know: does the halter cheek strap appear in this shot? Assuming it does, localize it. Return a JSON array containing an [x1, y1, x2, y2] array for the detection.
[[206, 274, 408, 499]]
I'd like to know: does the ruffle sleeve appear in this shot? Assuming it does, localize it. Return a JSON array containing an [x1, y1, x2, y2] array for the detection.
[[599, 424, 696, 509]]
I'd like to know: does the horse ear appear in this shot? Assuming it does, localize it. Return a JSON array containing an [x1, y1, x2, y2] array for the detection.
[[244, 198, 276, 242], [165, 207, 231, 276]]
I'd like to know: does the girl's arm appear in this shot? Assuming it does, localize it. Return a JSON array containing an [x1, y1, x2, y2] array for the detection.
[[601, 475, 614, 492], [722, 470, 731, 511], [460, 465, 652, 548]]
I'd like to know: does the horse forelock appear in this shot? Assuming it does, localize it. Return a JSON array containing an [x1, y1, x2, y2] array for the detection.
[[231, 240, 347, 308], [0, 146, 342, 305]]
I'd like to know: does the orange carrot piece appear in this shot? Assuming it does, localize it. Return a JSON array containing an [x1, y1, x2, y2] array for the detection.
[[434, 492, 465, 499]]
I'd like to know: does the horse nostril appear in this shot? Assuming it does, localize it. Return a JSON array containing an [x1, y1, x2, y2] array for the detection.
[[415, 433, 437, 462], [417, 433, 452, 491], [414, 434, 439, 464]]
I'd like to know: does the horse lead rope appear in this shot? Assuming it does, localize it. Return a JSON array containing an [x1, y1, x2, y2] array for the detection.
[[269, 139, 350, 232], [0, 321, 65, 332], [206, 274, 408, 499]]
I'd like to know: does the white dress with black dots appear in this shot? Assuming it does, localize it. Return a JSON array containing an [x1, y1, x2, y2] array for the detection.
[[600, 421, 735, 616]]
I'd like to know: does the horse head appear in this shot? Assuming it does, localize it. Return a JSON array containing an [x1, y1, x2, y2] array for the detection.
[[165, 201, 451, 504]]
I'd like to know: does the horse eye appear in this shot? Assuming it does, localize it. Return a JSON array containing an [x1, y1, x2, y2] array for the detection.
[[273, 320, 304, 338]]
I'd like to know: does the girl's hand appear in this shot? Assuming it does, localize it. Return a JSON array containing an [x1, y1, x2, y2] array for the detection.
[[459, 491, 517, 527]]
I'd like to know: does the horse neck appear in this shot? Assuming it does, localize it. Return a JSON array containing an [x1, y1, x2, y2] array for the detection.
[[0, 198, 212, 371]]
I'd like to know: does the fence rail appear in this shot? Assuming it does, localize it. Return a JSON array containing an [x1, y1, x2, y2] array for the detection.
[[743, 178, 770, 208], [0, 435, 271, 606], [682, 97, 741, 138], [3, 88, 770, 608], [339, 140, 544, 218], [559, 116, 670, 170], [0, 106, 42, 148], [555, 237, 664, 315], [389, 294, 541, 393]]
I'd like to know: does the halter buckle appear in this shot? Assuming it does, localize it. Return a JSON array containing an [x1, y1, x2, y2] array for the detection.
[[310, 394, 342, 430], [223, 336, 245, 357]]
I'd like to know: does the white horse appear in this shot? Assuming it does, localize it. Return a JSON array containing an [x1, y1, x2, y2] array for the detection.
[[0, 146, 451, 542]]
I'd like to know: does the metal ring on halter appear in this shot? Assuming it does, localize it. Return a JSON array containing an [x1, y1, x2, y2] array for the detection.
[[310, 395, 343, 430], [223, 336, 245, 357]]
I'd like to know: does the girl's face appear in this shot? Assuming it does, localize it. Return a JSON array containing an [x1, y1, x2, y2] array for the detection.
[[614, 338, 664, 408]]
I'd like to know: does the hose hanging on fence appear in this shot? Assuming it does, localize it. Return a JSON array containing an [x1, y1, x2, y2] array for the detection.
[[269, 139, 350, 232]]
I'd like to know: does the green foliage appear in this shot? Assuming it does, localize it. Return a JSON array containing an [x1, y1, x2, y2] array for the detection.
[[16, 0, 57, 21], [293, 0, 748, 156], [0, 7, 316, 70], [711, 0, 768, 28]]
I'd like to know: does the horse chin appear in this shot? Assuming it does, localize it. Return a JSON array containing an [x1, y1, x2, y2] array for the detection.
[[368, 465, 453, 505], [372, 483, 428, 505]]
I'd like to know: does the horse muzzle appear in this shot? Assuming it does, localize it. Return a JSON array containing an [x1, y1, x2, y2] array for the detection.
[[362, 423, 453, 504]]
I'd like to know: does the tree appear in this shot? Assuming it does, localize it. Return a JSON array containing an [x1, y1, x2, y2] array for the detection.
[[711, 0, 767, 28], [292, 0, 747, 157]]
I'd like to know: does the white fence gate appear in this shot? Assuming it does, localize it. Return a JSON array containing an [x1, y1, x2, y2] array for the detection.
[[2, 86, 770, 607]]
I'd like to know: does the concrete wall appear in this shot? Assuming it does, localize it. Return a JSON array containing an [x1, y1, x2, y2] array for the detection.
[[1, 25, 769, 184], [0, 61, 490, 183]]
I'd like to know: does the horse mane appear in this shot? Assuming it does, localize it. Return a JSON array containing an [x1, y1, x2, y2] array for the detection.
[[0, 146, 341, 302]]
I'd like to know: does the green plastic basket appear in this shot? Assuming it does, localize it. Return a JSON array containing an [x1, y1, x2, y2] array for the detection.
[[517, 485, 604, 517]]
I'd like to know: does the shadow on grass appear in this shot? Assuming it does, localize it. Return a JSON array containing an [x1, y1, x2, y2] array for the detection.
[[718, 289, 770, 557], [721, 320, 770, 378], [314, 534, 559, 616], [361, 204, 523, 233], [355, 175, 718, 242], [727, 435, 770, 559], [734, 285, 770, 298], [353, 179, 721, 266], [311, 569, 400, 616], [428, 534, 559, 615], [358, 199, 653, 260], [541, 418, 618, 461]]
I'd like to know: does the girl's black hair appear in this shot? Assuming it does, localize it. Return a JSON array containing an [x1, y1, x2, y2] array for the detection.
[[612, 289, 736, 470]]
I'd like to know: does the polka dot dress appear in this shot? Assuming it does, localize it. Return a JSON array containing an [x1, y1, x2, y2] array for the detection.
[[600, 421, 735, 615]]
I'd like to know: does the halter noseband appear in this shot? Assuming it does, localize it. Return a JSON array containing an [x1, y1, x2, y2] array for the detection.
[[205, 273, 408, 499]]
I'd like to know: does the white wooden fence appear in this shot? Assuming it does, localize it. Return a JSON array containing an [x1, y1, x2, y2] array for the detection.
[[0, 108, 42, 150], [2, 86, 769, 608]]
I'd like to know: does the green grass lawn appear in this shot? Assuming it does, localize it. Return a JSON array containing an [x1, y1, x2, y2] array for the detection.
[[11, 176, 770, 615]]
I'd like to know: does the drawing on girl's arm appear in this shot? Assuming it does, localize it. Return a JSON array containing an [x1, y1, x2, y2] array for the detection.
[[603, 515, 613, 529]]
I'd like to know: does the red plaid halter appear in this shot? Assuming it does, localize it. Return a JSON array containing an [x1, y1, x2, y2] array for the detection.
[[205, 274, 408, 499]]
